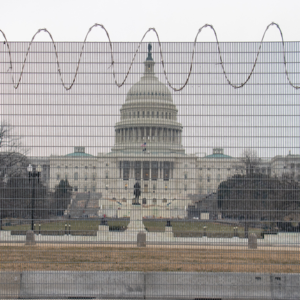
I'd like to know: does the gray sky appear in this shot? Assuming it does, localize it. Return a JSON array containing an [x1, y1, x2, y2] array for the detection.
[[0, 0, 300, 42], [0, 0, 299, 159]]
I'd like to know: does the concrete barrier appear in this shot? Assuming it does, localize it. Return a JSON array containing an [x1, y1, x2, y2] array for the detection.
[[0, 272, 21, 299], [0, 271, 299, 299], [19, 271, 144, 299]]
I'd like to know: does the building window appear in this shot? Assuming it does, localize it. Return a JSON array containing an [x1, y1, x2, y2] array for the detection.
[[57, 174, 60, 180], [152, 111, 154, 118], [85, 174, 87, 181], [165, 112, 168, 119], [162, 198, 167, 203], [217, 174, 221, 182], [93, 166, 96, 169], [165, 185, 168, 190], [207, 176, 210, 182], [75, 166, 78, 169], [85, 166, 88, 169], [147, 111, 150, 118], [142, 198, 147, 204], [152, 198, 157, 204], [92, 186, 96, 192], [74, 172, 78, 180], [169, 113, 171, 119], [157, 112, 159, 118], [74, 186, 78, 192], [184, 174, 187, 179], [291, 163, 295, 169], [65, 174, 68, 180], [105, 172, 108, 179], [93, 174, 96, 181], [137, 111, 140, 118], [125, 184, 128, 190], [142, 111, 145, 118], [184, 184, 187, 191], [129, 112, 131, 119], [105, 185, 108, 190], [153, 184, 156, 191], [65, 166, 68, 169], [84, 186, 87, 192]]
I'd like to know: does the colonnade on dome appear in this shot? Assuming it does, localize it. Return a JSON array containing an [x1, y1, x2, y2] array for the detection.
[[115, 127, 182, 144]]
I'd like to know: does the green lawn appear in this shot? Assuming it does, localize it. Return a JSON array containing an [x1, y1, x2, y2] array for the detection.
[[2, 219, 262, 238]]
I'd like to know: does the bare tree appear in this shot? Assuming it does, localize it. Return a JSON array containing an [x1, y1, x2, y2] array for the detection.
[[0, 122, 30, 224], [0, 122, 29, 181], [240, 149, 261, 176]]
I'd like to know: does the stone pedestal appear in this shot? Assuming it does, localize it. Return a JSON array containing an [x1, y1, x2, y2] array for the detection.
[[25, 230, 36, 246], [127, 205, 146, 232], [165, 226, 172, 233], [137, 232, 146, 247], [98, 225, 109, 232], [248, 233, 257, 249]]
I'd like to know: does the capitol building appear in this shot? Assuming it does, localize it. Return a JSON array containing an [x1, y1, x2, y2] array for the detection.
[[31, 45, 300, 218]]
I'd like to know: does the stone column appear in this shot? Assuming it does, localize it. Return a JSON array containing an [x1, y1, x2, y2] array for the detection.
[[138, 128, 141, 142], [134, 128, 137, 142]]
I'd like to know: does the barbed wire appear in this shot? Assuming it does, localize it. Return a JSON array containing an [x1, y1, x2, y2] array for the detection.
[[0, 22, 299, 91]]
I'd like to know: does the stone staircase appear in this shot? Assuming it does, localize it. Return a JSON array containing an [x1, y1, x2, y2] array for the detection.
[[68, 193, 101, 218]]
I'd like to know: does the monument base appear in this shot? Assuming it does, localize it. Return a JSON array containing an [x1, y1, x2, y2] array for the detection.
[[126, 205, 147, 232]]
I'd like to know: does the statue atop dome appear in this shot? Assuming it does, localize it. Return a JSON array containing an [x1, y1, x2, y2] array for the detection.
[[146, 43, 153, 61]]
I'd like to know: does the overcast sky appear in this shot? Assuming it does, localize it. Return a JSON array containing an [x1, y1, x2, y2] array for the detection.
[[0, 0, 299, 159], [0, 0, 300, 42]]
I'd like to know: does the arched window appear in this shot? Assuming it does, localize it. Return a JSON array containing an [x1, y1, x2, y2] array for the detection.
[[165, 112, 168, 119], [137, 111, 140, 118]]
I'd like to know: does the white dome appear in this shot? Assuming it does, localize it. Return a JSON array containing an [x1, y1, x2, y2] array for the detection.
[[125, 75, 173, 103]]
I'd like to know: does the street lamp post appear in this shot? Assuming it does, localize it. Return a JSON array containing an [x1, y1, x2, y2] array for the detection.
[[27, 164, 42, 231]]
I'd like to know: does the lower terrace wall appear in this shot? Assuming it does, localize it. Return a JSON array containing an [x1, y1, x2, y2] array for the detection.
[[1, 270, 299, 299]]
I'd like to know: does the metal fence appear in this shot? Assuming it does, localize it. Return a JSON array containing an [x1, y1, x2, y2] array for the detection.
[[0, 41, 299, 299]]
